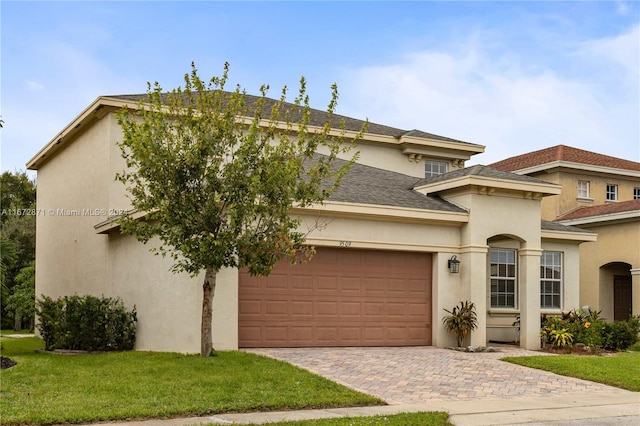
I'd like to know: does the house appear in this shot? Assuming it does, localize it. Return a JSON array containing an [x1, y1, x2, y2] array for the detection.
[[490, 145, 640, 322], [27, 96, 595, 353]]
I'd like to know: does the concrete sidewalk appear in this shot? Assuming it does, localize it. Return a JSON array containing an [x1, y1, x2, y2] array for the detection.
[[88, 389, 639, 425]]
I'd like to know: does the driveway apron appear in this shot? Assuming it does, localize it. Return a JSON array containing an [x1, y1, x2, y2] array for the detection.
[[247, 346, 633, 404]]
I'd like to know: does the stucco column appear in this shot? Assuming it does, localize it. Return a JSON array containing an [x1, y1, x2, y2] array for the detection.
[[519, 248, 543, 350], [465, 249, 488, 348], [632, 269, 640, 317]]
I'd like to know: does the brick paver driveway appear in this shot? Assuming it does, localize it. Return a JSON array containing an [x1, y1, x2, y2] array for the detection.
[[248, 346, 629, 404]]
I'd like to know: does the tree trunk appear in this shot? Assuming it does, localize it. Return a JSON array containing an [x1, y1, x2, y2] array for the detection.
[[201, 267, 217, 357], [13, 311, 21, 332]]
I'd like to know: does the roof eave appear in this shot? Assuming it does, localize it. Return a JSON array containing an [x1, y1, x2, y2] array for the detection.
[[26, 96, 140, 170], [541, 228, 598, 242], [556, 210, 640, 227], [292, 200, 469, 224], [413, 175, 562, 197], [399, 135, 485, 160], [510, 160, 640, 178]]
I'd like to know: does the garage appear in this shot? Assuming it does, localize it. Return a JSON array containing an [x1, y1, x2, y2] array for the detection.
[[239, 247, 432, 347]]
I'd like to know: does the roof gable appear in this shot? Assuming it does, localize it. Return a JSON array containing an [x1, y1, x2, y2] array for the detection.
[[411, 164, 561, 197]]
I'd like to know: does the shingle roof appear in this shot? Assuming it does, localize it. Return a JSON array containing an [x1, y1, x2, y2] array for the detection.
[[489, 145, 640, 172], [106, 93, 472, 144], [541, 220, 595, 234], [412, 164, 555, 188], [555, 199, 640, 221], [318, 156, 467, 213]]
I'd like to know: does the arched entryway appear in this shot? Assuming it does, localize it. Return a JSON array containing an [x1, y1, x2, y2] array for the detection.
[[601, 262, 633, 321]]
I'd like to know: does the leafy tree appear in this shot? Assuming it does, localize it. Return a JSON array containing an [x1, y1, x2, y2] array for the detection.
[[0, 236, 17, 290], [116, 63, 363, 356], [1, 171, 37, 225], [5, 261, 36, 331], [0, 171, 37, 329]]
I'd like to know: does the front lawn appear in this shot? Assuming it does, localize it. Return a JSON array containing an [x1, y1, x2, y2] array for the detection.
[[503, 351, 640, 391], [0, 337, 383, 425]]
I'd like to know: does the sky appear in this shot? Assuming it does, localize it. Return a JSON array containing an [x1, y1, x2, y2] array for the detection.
[[1, 0, 639, 174]]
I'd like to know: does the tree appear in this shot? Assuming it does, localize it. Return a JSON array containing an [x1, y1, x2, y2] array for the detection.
[[5, 261, 36, 331], [116, 63, 364, 356], [0, 171, 37, 330]]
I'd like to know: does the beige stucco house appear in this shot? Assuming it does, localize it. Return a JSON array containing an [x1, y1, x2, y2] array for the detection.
[[491, 145, 640, 322], [27, 96, 595, 353]]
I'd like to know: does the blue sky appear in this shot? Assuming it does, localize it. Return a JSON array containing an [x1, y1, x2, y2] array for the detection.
[[1, 1, 639, 173]]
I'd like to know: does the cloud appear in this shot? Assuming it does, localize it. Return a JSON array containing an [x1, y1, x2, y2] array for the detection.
[[578, 24, 639, 86], [615, 1, 631, 16], [339, 26, 639, 165], [25, 80, 45, 92]]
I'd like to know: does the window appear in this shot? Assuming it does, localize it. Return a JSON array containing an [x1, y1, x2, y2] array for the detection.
[[540, 252, 562, 309], [606, 184, 618, 201], [490, 249, 516, 308], [424, 160, 448, 177], [577, 181, 590, 199], [634, 187, 640, 200]]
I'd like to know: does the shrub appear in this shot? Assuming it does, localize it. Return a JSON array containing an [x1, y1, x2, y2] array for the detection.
[[541, 310, 639, 352], [36, 294, 136, 351], [602, 316, 640, 351], [442, 301, 478, 347]]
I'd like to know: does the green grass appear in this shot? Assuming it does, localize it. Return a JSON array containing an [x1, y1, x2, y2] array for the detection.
[[0, 330, 33, 336], [241, 412, 453, 425], [0, 337, 383, 425], [503, 352, 640, 391]]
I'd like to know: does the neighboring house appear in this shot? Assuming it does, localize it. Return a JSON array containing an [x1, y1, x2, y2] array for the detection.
[[27, 96, 595, 353], [490, 145, 640, 322]]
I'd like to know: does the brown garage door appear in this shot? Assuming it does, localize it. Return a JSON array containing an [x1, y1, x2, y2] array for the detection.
[[239, 248, 432, 347]]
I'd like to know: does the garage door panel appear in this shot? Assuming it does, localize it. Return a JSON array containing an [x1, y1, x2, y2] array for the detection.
[[339, 301, 361, 316], [239, 300, 262, 316], [291, 275, 313, 291], [291, 301, 313, 315], [239, 248, 432, 347]]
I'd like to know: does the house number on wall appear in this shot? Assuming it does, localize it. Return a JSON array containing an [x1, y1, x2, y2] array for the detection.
[[339, 241, 352, 247]]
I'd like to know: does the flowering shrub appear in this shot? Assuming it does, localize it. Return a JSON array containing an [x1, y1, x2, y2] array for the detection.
[[541, 309, 639, 353]]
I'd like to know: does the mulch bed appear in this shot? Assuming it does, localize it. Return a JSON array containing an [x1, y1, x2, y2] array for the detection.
[[1, 356, 17, 369], [539, 344, 618, 356]]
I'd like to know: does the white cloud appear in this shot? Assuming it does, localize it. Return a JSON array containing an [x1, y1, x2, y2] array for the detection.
[[615, 1, 631, 16], [578, 24, 640, 86], [25, 80, 45, 91], [339, 26, 639, 165]]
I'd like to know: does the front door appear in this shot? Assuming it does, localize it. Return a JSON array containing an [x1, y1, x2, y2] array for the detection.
[[613, 275, 632, 321]]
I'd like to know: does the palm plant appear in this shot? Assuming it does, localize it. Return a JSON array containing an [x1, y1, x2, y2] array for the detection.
[[442, 301, 478, 347]]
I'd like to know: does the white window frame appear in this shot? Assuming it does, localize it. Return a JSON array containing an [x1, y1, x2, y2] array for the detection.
[[606, 184, 618, 201], [577, 180, 590, 199], [634, 187, 640, 200], [424, 160, 448, 178], [490, 248, 517, 309], [540, 251, 562, 310]]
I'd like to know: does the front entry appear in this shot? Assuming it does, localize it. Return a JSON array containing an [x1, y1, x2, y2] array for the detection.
[[614, 275, 632, 321]]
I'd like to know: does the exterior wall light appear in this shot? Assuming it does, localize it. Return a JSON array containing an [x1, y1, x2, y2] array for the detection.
[[448, 255, 460, 273]]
